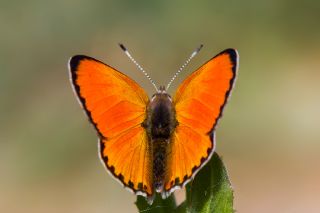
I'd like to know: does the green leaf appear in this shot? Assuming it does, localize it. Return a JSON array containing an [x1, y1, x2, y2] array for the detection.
[[185, 152, 234, 213], [135, 193, 177, 213], [135, 152, 233, 213], [175, 201, 187, 213]]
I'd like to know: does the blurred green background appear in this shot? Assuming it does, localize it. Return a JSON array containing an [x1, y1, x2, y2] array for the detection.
[[1, 0, 320, 212]]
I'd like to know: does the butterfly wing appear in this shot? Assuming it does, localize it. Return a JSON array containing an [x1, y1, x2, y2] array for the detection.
[[164, 49, 238, 193], [69, 55, 153, 197]]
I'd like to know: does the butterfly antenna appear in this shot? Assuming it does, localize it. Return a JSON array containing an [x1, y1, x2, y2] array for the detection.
[[166, 44, 203, 90], [119, 43, 159, 92]]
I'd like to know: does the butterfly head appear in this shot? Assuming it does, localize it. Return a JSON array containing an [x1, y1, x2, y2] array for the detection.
[[158, 85, 167, 93], [151, 86, 172, 102]]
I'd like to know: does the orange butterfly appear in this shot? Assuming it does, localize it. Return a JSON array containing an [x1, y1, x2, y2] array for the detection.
[[69, 44, 238, 203]]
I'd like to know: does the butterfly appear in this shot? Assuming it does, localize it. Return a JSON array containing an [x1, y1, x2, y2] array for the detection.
[[69, 44, 238, 203]]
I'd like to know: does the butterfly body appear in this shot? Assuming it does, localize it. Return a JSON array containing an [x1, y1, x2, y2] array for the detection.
[[143, 87, 177, 192], [69, 48, 238, 203]]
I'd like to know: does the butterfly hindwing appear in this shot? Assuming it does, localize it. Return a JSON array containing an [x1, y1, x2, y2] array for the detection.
[[164, 49, 238, 192], [100, 127, 153, 196], [69, 55, 153, 196]]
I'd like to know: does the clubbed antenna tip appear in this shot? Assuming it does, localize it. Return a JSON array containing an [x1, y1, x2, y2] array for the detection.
[[196, 44, 203, 53], [119, 43, 127, 51]]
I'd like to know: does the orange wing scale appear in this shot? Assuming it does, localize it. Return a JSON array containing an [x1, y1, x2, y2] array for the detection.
[[69, 56, 153, 196], [164, 49, 238, 191]]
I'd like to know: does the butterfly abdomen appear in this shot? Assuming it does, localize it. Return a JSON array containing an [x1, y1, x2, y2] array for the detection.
[[144, 91, 177, 192], [152, 139, 167, 191]]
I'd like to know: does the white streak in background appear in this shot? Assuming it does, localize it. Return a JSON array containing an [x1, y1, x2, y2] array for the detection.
[[166, 44, 203, 90], [119, 43, 159, 92]]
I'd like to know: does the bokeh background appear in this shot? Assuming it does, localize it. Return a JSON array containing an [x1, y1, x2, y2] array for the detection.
[[1, 0, 320, 212]]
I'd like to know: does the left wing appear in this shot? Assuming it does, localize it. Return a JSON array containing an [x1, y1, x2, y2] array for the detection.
[[69, 55, 153, 197]]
